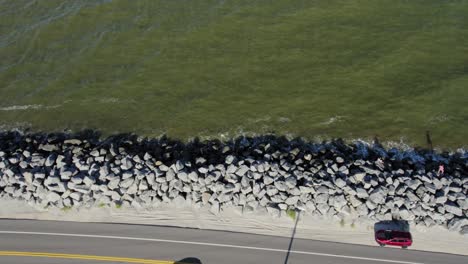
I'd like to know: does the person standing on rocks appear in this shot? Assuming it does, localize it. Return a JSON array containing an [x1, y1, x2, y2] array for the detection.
[[437, 164, 445, 176], [376, 157, 383, 165]]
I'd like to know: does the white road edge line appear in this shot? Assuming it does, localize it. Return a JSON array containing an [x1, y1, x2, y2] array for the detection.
[[0, 231, 424, 264]]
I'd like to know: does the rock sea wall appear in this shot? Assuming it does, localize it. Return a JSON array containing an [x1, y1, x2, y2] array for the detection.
[[0, 131, 467, 234]]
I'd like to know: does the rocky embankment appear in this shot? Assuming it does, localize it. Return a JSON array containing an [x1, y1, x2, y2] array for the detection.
[[0, 131, 466, 234]]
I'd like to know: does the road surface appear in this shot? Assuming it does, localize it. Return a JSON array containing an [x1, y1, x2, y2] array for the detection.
[[0, 219, 466, 264]]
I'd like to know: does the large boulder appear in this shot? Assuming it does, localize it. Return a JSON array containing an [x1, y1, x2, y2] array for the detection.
[[274, 181, 288, 192], [457, 199, 468, 210], [266, 206, 281, 218], [356, 188, 369, 199], [235, 165, 250, 176], [368, 188, 387, 205], [188, 171, 199, 182], [166, 169, 176, 181], [448, 218, 468, 232], [285, 196, 299, 206], [406, 179, 422, 190], [398, 208, 415, 221], [285, 177, 297, 188], [263, 176, 274, 185], [46, 192, 61, 203], [445, 203, 463, 217], [225, 155, 235, 165], [266, 185, 278, 196], [315, 193, 329, 204], [333, 195, 347, 209], [120, 178, 134, 188], [334, 178, 346, 188]]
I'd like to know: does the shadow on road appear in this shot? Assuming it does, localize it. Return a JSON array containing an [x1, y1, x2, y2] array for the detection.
[[176, 257, 203, 264], [283, 211, 300, 264]]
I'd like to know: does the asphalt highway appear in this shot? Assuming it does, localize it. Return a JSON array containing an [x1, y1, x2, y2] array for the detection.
[[0, 219, 466, 264]]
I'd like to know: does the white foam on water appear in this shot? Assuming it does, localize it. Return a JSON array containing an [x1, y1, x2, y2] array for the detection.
[[427, 114, 451, 125], [278, 117, 290, 123], [0, 104, 61, 111], [0, 122, 32, 132], [0, 104, 42, 111], [99, 98, 119, 103], [320, 115, 344, 126], [247, 116, 271, 124]]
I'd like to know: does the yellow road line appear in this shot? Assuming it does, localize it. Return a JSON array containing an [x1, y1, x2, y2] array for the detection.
[[0, 251, 174, 264]]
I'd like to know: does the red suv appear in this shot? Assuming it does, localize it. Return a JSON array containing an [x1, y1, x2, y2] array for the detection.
[[375, 230, 412, 249]]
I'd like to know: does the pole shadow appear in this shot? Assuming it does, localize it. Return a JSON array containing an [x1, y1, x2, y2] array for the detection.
[[284, 211, 300, 264]]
